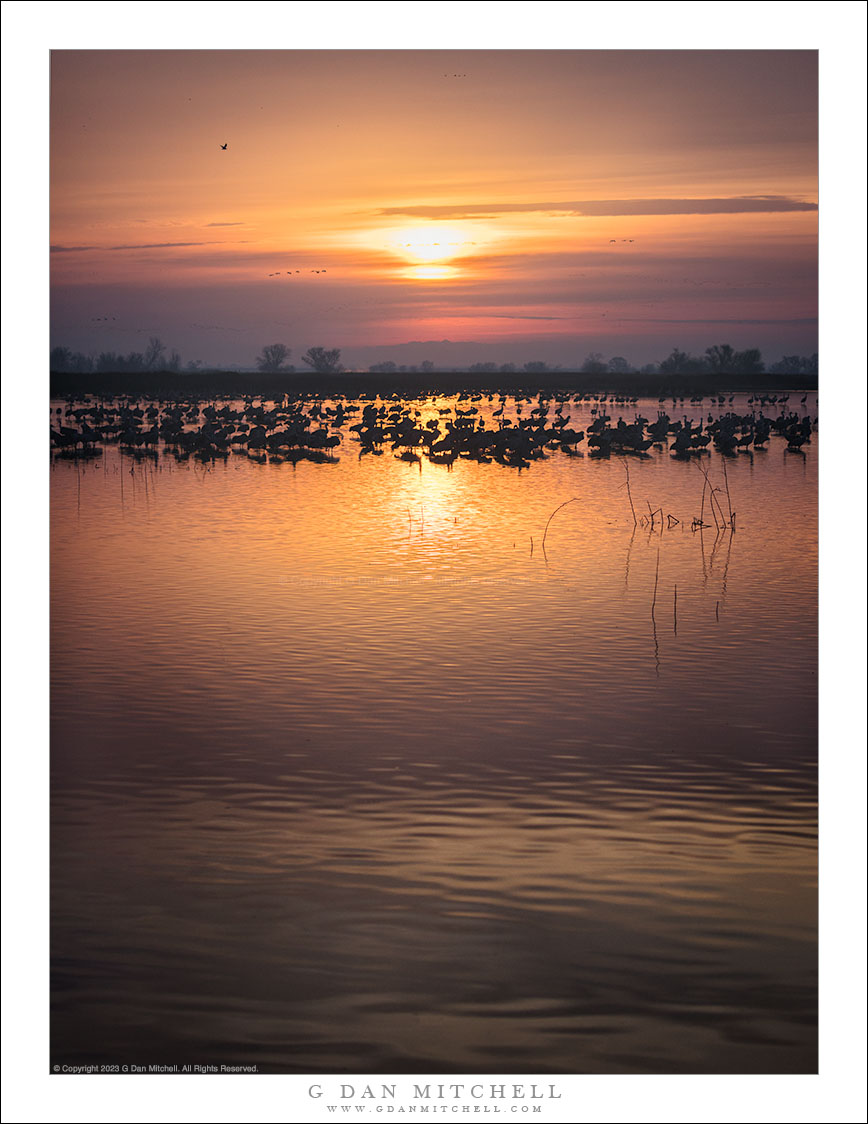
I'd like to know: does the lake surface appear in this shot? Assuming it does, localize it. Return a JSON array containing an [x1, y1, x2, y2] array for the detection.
[[51, 393, 817, 1073]]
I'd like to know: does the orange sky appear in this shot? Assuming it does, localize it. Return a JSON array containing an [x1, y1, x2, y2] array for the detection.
[[50, 50, 818, 369]]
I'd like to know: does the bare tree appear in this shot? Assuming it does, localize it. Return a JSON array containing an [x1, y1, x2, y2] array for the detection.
[[769, 354, 817, 375], [50, 346, 72, 371], [705, 343, 763, 375], [659, 348, 707, 375], [579, 353, 607, 375], [144, 337, 166, 369], [705, 344, 735, 373], [301, 347, 342, 374], [256, 343, 292, 372], [732, 348, 763, 375]]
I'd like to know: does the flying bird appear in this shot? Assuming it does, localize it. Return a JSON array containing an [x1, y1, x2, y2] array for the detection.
[[220, 143, 228, 150]]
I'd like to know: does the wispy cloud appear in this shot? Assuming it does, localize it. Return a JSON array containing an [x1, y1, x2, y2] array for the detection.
[[616, 316, 818, 325], [378, 196, 818, 220], [51, 240, 229, 253], [206, 222, 244, 227], [484, 314, 569, 321]]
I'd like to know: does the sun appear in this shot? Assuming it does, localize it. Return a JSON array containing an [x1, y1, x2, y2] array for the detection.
[[387, 225, 475, 264], [353, 220, 490, 281]]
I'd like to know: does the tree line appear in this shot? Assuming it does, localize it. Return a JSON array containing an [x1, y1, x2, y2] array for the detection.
[[367, 347, 817, 376], [577, 345, 817, 376], [51, 339, 818, 376], [50, 338, 199, 374]]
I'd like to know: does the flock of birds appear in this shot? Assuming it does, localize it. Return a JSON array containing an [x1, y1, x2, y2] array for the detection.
[[266, 269, 327, 277], [50, 390, 817, 470]]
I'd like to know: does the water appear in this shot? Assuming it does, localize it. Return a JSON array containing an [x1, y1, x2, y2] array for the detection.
[[51, 395, 817, 1073]]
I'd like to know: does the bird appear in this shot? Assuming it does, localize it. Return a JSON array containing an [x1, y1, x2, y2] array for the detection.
[[220, 143, 228, 150]]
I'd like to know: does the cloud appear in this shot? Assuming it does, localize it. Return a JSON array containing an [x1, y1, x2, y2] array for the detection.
[[377, 196, 818, 220], [483, 314, 569, 321], [51, 240, 228, 253], [206, 222, 244, 227], [615, 316, 818, 325]]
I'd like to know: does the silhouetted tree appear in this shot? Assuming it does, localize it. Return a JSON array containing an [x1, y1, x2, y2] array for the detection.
[[420, 360, 434, 373], [302, 347, 342, 374], [579, 353, 607, 375], [659, 348, 708, 375], [523, 361, 549, 373], [95, 350, 148, 372], [639, 363, 659, 375], [470, 362, 498, 373], [705, 344, 736, 373], [50, 346, 72, 371], [144, 337, 166, 369], [166, 350, 182, 372], [608, 356, 633, 374], [369, 361, 397, 373], [50, 346, 93, 372], [96, 351, 119, 372], [499, 363, 516, 373], [256, 343, 292, 372], [732, 348, 764, 375], [769, 353, 818, 375], [703, 344, 764, 375]]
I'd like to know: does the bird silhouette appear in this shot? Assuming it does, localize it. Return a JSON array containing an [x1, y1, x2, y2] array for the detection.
[[220, 143, 228, 150]]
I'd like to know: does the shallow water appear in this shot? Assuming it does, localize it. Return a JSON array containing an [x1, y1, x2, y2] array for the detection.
[[51, 395, 817, 1073]]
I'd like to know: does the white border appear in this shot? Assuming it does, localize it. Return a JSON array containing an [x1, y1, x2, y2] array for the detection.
[[2, 4, 866, 1122]]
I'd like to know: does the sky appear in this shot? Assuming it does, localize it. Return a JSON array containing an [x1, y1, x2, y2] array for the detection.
[[50, 49, 818, 370]]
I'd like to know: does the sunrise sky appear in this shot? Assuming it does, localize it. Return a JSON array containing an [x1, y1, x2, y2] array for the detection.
[[50, 49, 818, 369]]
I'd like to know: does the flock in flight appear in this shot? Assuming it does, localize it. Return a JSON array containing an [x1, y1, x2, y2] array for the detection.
[[266, 269, 328, 278]]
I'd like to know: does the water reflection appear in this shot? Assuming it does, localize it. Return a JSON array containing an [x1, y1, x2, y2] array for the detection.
[[51, 397, 817, 1073]]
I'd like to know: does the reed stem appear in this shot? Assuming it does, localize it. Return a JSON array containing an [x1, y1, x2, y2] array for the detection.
[[541, 497, 580, 559], [623, 462, 637, 525]]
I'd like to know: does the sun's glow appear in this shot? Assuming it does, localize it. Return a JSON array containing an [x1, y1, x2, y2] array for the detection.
[[388, 225, 474, 263], [403, 265, 458, 281]]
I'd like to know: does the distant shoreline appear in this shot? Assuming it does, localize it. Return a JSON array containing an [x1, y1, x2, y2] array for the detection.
[[50, 369, 818, 400]]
